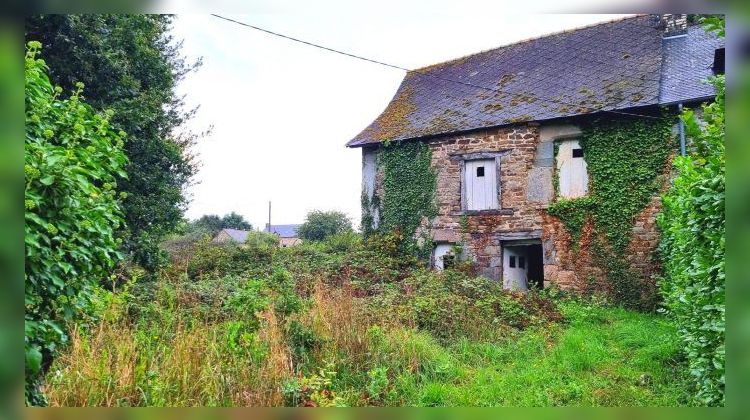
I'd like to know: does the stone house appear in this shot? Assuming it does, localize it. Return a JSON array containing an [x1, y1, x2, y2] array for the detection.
[[265, 224, 302, 247], [214, 225, 302, 247], [214, 228, 251, 244], [348, 14, 723, 292]]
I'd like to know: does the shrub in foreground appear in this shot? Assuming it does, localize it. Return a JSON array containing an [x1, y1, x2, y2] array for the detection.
[[25, 42, 128, 405]]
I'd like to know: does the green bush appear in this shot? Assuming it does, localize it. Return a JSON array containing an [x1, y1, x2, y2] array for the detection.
[[24, 41, 128, 405], [187, 239, 274, 280], [298, 210, 353, 242], [658, 70, 725, 405]]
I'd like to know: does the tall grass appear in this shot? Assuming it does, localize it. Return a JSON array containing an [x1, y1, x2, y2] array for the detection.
[[44, 236, 692, 406]]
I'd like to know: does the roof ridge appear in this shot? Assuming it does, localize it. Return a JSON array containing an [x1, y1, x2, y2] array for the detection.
[[412, 14, 646, 73]]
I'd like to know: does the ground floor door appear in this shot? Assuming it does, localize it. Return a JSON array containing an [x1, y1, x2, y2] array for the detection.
[[503, 246, 528, 291], [502, 242, 544, 291]]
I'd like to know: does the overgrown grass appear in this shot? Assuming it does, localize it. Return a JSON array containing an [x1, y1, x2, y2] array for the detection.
[[44, 233, 692, 406]]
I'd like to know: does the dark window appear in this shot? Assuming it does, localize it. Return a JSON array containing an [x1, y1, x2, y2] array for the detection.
[[519, 256, 525, 269], [509, 256, 516, 268], [572, 148, 584, 158], [443, 255, 455, 269], [476, 166, 485, 177], [713, 48, 725, 75]]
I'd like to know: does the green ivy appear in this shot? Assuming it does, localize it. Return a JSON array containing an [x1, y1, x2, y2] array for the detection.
[[360, 190, 377, 238], [547, 112, 674, 309], [546, 197, 595, 250], [376, 141, 437, 258]]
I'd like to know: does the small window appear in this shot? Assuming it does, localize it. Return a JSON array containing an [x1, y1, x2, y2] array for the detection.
[[572, 148, 584, 158], [443, 255, 455, 269], [519, 256, 525, 269], [713, 48, 725, 75], [464, 158, 498, 211], [509, 256, 516, 268]]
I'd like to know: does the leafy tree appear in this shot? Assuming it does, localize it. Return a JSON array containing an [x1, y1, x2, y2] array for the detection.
[[658, 16, 725, 406], [25, 15, 202, 271], [221, 212, 253, 230], [190, 214, 224, 235], [190, 212, 253, 235], [298, 210, 353, 242], [25, 42, 128, 405]]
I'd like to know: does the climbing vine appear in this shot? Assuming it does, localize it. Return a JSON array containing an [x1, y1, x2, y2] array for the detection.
[[546, 196, 595, 250], [376, 140, 437, 258], [547, 112, 675, 309]]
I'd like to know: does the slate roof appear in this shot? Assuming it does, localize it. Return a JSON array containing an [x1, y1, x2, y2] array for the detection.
[[659, 23, 723, 104], [220, 228, 250, 243], [267, 224, 301, 238], [347, 15, 723, 147]]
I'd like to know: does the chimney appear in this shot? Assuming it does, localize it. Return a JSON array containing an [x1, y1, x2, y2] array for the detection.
[[660, 14, 688, 38]]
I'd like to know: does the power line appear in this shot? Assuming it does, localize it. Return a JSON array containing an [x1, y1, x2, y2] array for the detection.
[[209, 14, 663, 120]]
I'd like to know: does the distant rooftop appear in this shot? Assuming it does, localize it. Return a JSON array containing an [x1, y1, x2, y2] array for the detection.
[[220, 228, 250, 243], [266, 224, 301, 238]]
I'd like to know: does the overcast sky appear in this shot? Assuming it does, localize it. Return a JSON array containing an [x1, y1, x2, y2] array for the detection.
[[171, 5, 630, 229]]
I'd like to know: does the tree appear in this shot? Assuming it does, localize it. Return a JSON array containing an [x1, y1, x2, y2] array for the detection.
[[658, 15, 725, 407], [189, 212, 253, 236], [25, 42, 128, 405], [221, 212, 253, 230], [190, 214, 224, 235], [298, 210, 353, 241], [25, 15, 202, 271]]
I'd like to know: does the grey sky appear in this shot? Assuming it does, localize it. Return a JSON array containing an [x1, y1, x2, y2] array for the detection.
[[171, 5, 629, 229]]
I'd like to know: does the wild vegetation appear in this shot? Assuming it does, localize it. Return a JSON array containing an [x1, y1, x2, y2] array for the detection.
[[298, 210, 353, 242], [42, 231, 693, 406], [658, 16, 725, 407], [25, 15, 202, 271], [25, 41, 128, 405]]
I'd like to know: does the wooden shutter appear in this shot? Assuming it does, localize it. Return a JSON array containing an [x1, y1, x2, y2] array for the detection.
[[465, 159, 498, 210]]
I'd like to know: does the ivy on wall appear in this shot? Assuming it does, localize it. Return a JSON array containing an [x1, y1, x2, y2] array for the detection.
[[547, 112, 675, 309], [375, 140, 437, 257]]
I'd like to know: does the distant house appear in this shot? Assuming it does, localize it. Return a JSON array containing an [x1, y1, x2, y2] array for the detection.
[[214, 228, 250, 244], [266, 224, 302, 247]]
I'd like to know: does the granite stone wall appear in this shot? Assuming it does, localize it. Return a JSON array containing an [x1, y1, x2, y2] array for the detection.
[[363, 121, 667, 292]]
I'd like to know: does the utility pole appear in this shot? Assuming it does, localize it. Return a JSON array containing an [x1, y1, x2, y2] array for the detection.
[[267, 201, 271, 232]]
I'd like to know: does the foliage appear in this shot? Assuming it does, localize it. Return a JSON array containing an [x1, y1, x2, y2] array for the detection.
[[319, 230, 362, 253], [546, 197, 595, 249], [298, 210, 353, 242], [658, 41, 725, 406], [24, 42, 128, 405], [360, 190, 378, 237], [187, 239, 274, 281], [43, 228, 696, 407], [283, 361, 346, 407], [244, 230, 280, 249], [377, 140, 437, 257], [25, 15, 202, 271], [190, 212, 252, 235], [548, 112, 674, 309]]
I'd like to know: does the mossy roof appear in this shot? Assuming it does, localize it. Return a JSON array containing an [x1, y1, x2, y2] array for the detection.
[[347, 15, 723, 147]]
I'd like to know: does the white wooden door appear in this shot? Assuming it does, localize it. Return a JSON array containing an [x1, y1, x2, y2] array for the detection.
[[557, 139, 589, 198], [502, 247, 528, 291], [465, 159, 498, 211], [433, 243, 454, 270]]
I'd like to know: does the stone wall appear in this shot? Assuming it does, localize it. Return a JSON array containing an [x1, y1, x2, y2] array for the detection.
[[428, 123, 545, 280], [363, 121, 667, 292]]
